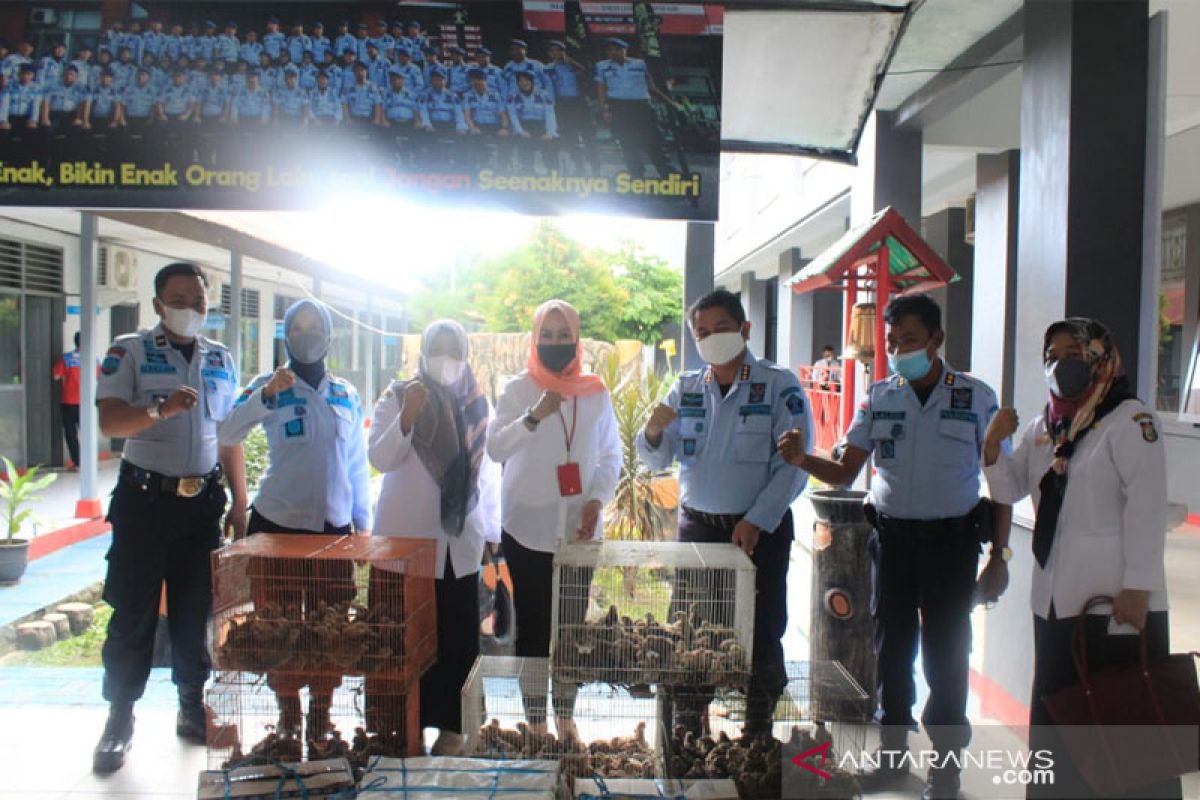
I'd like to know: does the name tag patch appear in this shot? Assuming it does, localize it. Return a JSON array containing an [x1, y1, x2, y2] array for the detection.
[[680, 392, 704, 408], [940, 409, 978, 423], [679, 407, 705, 418], [872, 411, 905, 421], [140, 364, 178, 375], [951, 387, 973, 410], [748, 382, 766, 404], [201, 367, 231, 383], [682, 438, 697, 456], [738, 403, 771, 417]]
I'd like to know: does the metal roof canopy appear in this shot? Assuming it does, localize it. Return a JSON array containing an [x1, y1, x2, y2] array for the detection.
[[785, 205, 957, 295], [721, 0, 913, 163]]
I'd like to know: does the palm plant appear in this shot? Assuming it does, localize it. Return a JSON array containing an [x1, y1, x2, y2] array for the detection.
[[2, 456, 58, 542]]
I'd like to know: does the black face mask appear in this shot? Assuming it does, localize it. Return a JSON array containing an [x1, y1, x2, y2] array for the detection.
[[537, 343, 576, 373], [1044, 358, 1091, 399]]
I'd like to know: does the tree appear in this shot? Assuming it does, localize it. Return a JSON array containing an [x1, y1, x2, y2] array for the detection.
[[606, 243, 683, 344]]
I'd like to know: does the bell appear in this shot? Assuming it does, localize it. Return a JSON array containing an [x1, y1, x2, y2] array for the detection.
[[841, 302, 875, 361]]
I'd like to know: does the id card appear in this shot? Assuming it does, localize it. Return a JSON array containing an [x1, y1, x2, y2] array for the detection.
[[557, 462, 583, 497]]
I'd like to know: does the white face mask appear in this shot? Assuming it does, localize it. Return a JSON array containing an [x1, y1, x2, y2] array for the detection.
[[695, 331, 746, 366], [161, 306, 205, 339], [425, 355, 466, 386]]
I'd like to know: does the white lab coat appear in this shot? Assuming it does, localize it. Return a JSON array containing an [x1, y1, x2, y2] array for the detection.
[[983, 398, 1169, 619], [368, 385, 501, 578]]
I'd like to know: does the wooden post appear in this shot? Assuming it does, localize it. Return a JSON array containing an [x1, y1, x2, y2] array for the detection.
[[840, 275, 859, 433], [874, 245, 891, 383]]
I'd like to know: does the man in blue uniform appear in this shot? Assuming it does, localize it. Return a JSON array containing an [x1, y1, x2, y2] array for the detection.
[[341, 61, 381, 129], [2, 40, 33, 82], [333, 20, 356, 60], [381, 69, 427, 130], [298, 51, 319, 92], [121, 67, 158, 136], [308, 69, 343, 128], [461, 67, 510, 170], [40, 65, 87, 134], [508, 72, 557, 172], [502, 39, 548, 96], [445, 46, 472, 95], [70, 45, 93, 90], [38, 41, 67, 87], [402, 20, 428, 65], [472, 47, 505, 95], [546, 40, 593, 173], [196, 21, 218, 63], [196, 67, 230, 164], [91, 262, 247, 775], [273, 68, 309, 127], [124, 22, 145, 62], [391, 48, 424, 94], [111, 46, 136, 92], [368, 19, 394, 63], [181, 23, 201, 61], [778, 294, 1010, 800], [100, 21, 124, 59], [164, 23, 184, 61], [353, 22, 372, 63], [594, 37, 672, 177], [214, 21, 239, 67], [287, 22, 311, 66], [262, 17, 286, 62], [82, 68, 121, 132], [309, 23, 331, 63], [157, 68, 197, 160], [363, 42, 389, 89], [142, 20, 166, 62], [239, 30, 263, 67], [232, 69, 271, 126], [639, 288, 811, 734], [1, 63, 41, 161]]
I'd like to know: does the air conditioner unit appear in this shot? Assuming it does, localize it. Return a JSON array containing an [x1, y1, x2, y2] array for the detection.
[[104, 247, 138, 290], [964, 194, 976, 246], [29, 8, 57, 26]]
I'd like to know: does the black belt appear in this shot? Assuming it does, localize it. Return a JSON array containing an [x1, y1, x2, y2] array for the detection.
[[120, 461, 221, 499], [865, 499, 990, 541], [681, 505, 743, 532]]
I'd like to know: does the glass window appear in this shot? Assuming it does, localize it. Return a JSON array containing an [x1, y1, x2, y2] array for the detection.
[[240, 319, 259, 377], [1156, 216, 1187, 413], [0, 295, 21, 386]]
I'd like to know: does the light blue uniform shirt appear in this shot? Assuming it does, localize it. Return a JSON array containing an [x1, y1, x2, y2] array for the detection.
[[45, 81, 86, 113], [365, 55, 390, 88], [239, 41, 263, 65], [298, 63, 319, 91], [195, 35, 216, 62], [308, 86, 343, 121], [343, 81, 380, 119], [843, 362, 999, 520], [141, 32, 164, 59], [310, 36, 332, 63], [503, 58, 549, 96], [214, 35, 239, 64], [88, 84, 120, 119], [382, 86, 426, 124], [474, 63, 505, 95], [38, 56, 64, 86], [164, 35, 183, 60], [274, 85, 308, 120], [508, 89, 557, 136], [447, 63, 472, 94], [595, 57, 651, 100], [70, 59, 92, 88], [461, 87, 507, 126], [263, 31, 286, 60], [97, 325, 238, 477], [199, 82, 229, 118], [121, 33, 143, 61], [287, 35, 312, 65], [354, 37, 373, 63], [371, 35, 395, 58], [548, 60, 582, 99], [121, 83, 157, 118], [419, 87, 464, 129], [219, 373, 372, 532], [1, 83, 42, 123], [637, 351, 812, 532], [111, 61, 136, 92], [390, 62, 423, 93], [334, 34, 357, 58], [160, 83, 195, 117], [232, 85, 271, 122]]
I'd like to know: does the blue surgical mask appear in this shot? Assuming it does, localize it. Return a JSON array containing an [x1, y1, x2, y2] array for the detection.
[[888, 348, 933, 381]]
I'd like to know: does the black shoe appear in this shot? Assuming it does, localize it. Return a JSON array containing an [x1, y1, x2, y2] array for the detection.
[[93, 703, 135, 774], [922, 771, 962, 800], [860, 727, 910, 790], [176, 686, 207, 744]]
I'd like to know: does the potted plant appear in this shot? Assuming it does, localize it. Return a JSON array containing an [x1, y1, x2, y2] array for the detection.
[[0, 456, 58, 584]]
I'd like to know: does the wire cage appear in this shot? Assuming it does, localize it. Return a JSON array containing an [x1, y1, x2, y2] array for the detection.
[[206, 670, 422, 777], [550, 541, 756, 688], [462, 656, 664, 785], [211, 534, 437, 685], [665, 661, 868, 799]]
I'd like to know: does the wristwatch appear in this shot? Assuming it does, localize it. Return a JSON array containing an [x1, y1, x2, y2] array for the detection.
[[991, 546, 1013, 562], [146, 400, 164, 421], [523, 408, 541, 429]]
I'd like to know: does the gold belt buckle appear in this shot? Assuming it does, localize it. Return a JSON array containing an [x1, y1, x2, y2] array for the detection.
[[176, 477, 204, 498]]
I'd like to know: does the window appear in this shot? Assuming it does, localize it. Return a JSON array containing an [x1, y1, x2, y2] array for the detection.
[[764, 277, 778, 363], [218, 285, 261, 376], [1156, 216, 1187, 414]]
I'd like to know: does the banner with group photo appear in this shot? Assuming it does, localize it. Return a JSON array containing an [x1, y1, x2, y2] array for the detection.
[[0, 1, 722, 220]]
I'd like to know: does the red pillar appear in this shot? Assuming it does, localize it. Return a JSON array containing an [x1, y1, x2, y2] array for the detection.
[[840, 275, 858, 432], [873, 245, 891, 383]]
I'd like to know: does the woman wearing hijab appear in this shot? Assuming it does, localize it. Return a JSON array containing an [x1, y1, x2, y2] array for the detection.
[[486, 299, 621, 737], [218, 298, 372, 740], [369, 319, 500, 756], [982, 318, 1175, 799]]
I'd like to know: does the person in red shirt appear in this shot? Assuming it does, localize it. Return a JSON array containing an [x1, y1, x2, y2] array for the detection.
[[53, 332, 84, 468]]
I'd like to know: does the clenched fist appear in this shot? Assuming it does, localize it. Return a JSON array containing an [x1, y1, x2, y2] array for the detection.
[[645, 403, 678, 440], [400, 381, 429, 435], [986, 407, 1020, 445], [777, 428, 808, 467], [262, 366, 296, 399], [161, 386, 200, 419], [530, 390, 564, 422]]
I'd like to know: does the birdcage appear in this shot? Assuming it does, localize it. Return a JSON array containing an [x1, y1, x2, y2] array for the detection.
[[206, 670, 422, 776], [211, 534, 437, 685], [462, 656, 664, 785], [550, 541, 756, 688], [664, 661, 867, 799]]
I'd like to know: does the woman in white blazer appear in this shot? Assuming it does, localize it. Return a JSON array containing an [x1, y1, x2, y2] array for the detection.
[[369, 319, 501, 756], [983, 318, 1175, 800], [486, 299, 621, 737]]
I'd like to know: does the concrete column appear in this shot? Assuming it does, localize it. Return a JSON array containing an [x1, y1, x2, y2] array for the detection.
[[76, 213, 101, 519], [852, 110, 923, 228], [364, 296, 376, 408], [924, 208, 975, 371], [740, 272, 766, 356], [1139, 11, 1168, 403], [776, 249, 806, 370], [683, 222, 715, 371], [230, 251, 243, 371], [972, 150, 1020, 405], [1014, 0, 1149, 419]]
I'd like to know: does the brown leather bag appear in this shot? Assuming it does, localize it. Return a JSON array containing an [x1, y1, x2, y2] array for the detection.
[[1040, 595, 1200, 794]]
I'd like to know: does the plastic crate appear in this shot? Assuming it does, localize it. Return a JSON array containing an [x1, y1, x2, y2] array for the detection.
[[549, 541, 755, 688], [211, 534, 437, 684]]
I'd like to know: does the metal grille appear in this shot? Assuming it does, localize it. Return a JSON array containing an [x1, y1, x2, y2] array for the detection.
[[206, 670, 421, 774], [0, 237, 63, 293], [462, 656, 663, 787], [211, 534, 437, 686], [274, 293, 300, 319], [97, 247, 108, 287], [219, 285, 261, 317], [550, 542, 756, 688]]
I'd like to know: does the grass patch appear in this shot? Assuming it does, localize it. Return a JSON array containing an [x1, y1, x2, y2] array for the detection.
[[4, 602, 111, 667], [588, 567, 672, 622]]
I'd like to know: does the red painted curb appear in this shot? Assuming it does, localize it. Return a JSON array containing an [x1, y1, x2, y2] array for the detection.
[[968, 667, 1028, 730], [1187, 512, 1200, 528], [27, 518, 111, 561]]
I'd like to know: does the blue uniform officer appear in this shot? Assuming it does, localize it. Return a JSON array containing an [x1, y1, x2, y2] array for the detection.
[[778, 293, 1011, 800], [639, 289, 811, 733]]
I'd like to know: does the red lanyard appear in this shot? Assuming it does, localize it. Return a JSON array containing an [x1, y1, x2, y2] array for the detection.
[[557, 397, 578, 456]]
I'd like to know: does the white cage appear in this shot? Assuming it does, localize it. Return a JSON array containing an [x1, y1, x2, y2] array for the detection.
[[550, 541, 756, 688], [462, 656, 663, 784]]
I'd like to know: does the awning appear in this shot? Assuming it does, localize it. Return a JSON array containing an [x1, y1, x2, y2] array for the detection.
[[785, 206, 958, 294], [721, 1, 913, 163]]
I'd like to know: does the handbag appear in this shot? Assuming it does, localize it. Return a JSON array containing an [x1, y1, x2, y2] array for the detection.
[[1039, 595, 1200, 794]]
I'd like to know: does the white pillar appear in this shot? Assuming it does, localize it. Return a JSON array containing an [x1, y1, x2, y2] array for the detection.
[[229, 252, 243, 371], [77, 213, 101, 519]]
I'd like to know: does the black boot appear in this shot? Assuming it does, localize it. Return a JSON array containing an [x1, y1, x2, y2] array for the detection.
[[860, 725, 910, 790], [176, 684, 206, 744], [93, 701, 135, 773], [922, 766, 962, 800]]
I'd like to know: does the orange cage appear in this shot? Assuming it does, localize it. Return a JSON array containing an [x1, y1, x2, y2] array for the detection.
[[797, 365, 845, 456], [211, 535, 438, 686]]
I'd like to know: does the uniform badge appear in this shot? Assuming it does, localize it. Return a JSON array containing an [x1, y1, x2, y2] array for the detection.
[[329, 382, 348, 398], [205, 379, 217, 393], [951, 387, 973, 410], [295, 406, 306, 417], [786, 393, 805, 415], [101, 345, 126, 375], [682, 438, 697, 456], [284, 418, 305, 438], [748, 382, 766, 404], [879, 440, 895, 460], [890, 423, 904, 440], [206, 351, 224, 367], [1133, 412, 1158, 443], [739, 363, 751, 382]]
